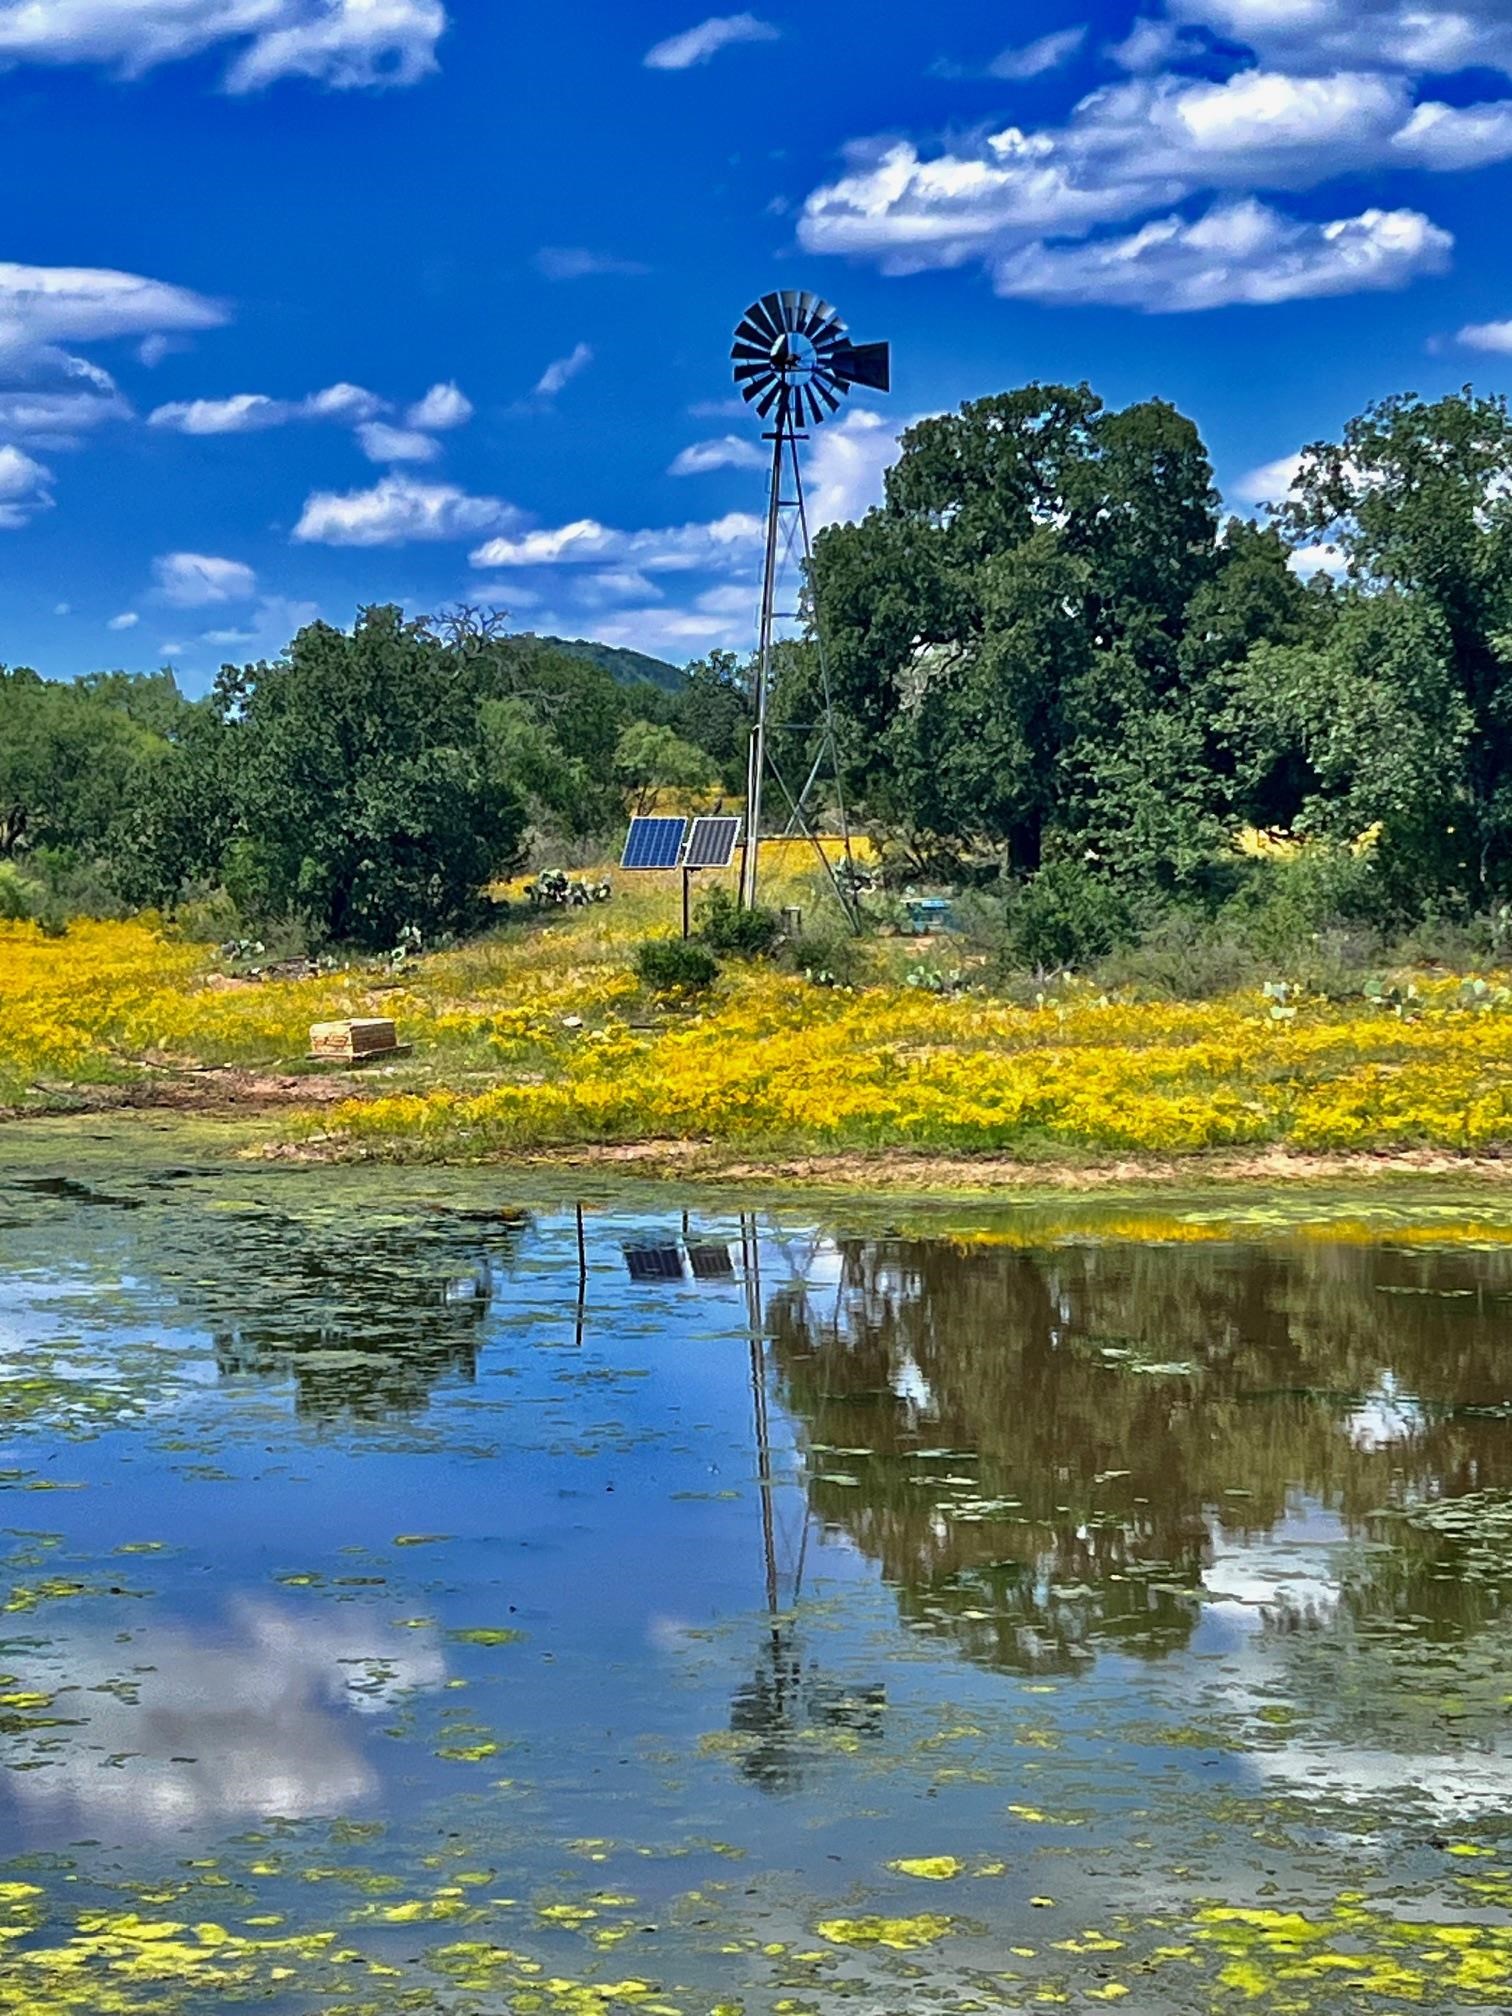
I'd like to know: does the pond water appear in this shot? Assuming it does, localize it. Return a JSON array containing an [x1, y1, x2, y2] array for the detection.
[[1, 1127, 1512, 2011]]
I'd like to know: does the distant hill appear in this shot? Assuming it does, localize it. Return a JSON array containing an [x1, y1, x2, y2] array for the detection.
[[529, 635, 687, 693]]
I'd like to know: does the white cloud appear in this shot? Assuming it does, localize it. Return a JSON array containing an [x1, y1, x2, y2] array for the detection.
[[107, 611, 140, 631], [590, 590, 753, 658], [1393, 98, 1512, 170], [1288, 541, 1348, 578], [798, 133, 1161, 273], [301, 381, 386, 423], [53, 601, 70, 616], [644, 12, 778, 69], [534, 342, 593, 398], [149, 392, 293, 434], [1164, 0, 1512, 77], [357, 420, 440, 463], [1106, 16, 1189, 70], [203, 593, 321, 654], [805, 406, 914, 526], [0, 0, 447, 92], [993, 201, 1451, 311], [1232, 449, 1304, 504], [405, 380, 472, 429], [0, 261, 223, 378], [0, 442, 52, 527], [1459, 318, 1512, 352], [669, 434, 767, 475], [0, 387, 129, 446], [989, 26, 1086, 80], [534, 247, 651, 280], [149, 382, 387, 434], [153, 551, 257, 607], [469, 511, 761, 573], [797, 62, 1497, 302], [294, 473, 514, 546]]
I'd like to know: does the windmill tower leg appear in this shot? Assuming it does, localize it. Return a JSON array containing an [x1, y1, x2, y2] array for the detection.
[[741, 422, 787, 911]]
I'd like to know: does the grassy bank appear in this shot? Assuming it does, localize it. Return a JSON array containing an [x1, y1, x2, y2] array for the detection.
[[9, 890, 1512, 1168]]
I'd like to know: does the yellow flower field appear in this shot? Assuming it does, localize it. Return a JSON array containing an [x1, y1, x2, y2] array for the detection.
[[8, 909, 1512, 1163]]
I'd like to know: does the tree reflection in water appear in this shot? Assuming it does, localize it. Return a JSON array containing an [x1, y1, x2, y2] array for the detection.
[[200, 1205, 531, 1418], [765, 1234, 1512, 1676]]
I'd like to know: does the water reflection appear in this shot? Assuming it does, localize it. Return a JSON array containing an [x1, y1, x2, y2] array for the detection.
[[4, 1603, 445, 1831], [766, 1235, 1512, 1674]]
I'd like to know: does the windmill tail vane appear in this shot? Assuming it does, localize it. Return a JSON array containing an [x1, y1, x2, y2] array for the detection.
[[730, 290, 890, 920]]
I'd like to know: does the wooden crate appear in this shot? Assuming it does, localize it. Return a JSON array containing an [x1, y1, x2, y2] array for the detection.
[[309, 1017, 398, 1061]]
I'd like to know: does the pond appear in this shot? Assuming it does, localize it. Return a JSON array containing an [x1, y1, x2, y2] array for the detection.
[[1, 1125, 1512, 2011]]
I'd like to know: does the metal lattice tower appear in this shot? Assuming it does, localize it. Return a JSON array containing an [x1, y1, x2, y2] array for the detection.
[[730, 290, 890, 920]]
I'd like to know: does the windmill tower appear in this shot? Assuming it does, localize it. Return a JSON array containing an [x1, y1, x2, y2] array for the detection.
[[730, 292, 890, 915]]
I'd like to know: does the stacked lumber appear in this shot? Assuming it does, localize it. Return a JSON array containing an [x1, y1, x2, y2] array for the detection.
[[309, 1017, 398, 1060]]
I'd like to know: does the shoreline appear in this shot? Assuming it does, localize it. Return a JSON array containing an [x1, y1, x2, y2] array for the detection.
[[8, 1076, 1512, 1197]]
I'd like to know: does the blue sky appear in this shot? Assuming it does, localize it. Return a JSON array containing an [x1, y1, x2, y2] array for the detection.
[[8, 0, 1512, 690]]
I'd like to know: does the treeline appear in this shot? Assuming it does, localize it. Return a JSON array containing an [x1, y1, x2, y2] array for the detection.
[[801, 382, 1512, 962], [0, 612, 750, 948], [7, 380, 1512, 965]]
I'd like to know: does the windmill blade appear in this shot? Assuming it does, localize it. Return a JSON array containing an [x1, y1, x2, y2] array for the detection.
[[740, 380, 769, 405], [731, 340, 772, 364], [830, 340, 891, 393], [805, 383, 827, 427], [756, 381, 782, 419], [808, 313, 846, 352], [743, 297, 781, 341], [813, 376, 843, 414], [779, 289, 803, 330], [736, 315, 776, 349], [795, 289, 818, 333], [734, 361, 775, 385], [759, 291, 787, 336]]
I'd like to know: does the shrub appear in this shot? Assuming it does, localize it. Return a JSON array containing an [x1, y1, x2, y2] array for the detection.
[[695, 886, 781, 957], [0, 863, 38, 921], [1009, 859, 1131, 971], [634, 937, 720, 993]]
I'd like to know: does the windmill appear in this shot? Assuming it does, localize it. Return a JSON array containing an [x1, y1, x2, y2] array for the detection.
[[730, 291, 890, 916]]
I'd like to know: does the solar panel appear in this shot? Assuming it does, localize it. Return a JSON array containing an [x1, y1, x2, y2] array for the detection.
[[684, 815, 742, 870], [623, 1244, 685, 1283], [620, 816, 689, 871], [686, 1242, 736, 1281]]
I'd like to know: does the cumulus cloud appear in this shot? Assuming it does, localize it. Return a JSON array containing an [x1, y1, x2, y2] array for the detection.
[[153, 551, 258, 606], [644, 12, 778, 68], [0, 442, 52, 527], [989, 26, 1086, 79], [1232, 449, 1305, 504], [589, 584, 758, 658], [357, 420, 440, 462], [405, 380, 472, 429], [668, 434, 767, 475], [1459, 318, 1512, 352], [469, 511, 761, 573], [1164, 0, 1512, 77], [0, 261, 223, 382], [0, 387, 129, 447], [0, 0, 447, 93], [149, 382, 386, 434], [107, 611, 140, 631], [805, 406, 914, 526], [797, 52, 1500, 307], [301, 381, 386, 423], [294, 472, 514, 546], [149, 392, 292, 434], [534, 342, 593, 398], [992, 200, 1451, 311], [534, 247, 651, 280]]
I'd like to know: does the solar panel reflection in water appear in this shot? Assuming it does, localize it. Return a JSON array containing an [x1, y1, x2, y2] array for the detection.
[[684, 815, 742, 870], [620, 816, 688, 870]]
